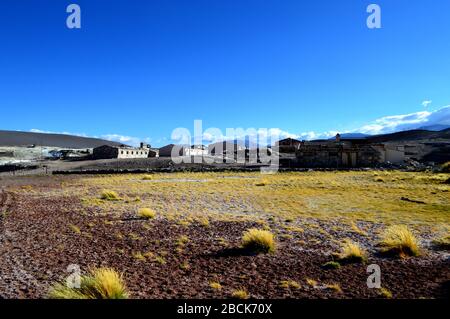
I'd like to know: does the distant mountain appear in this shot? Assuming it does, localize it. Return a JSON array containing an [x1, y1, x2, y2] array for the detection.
[[232, 138, 259, 149], [311, 128, 450, 144], [366, 128, 450, 143], [417, 124, 450, 131], [330, 133, 371, 140], [0, 130, 126, 148]]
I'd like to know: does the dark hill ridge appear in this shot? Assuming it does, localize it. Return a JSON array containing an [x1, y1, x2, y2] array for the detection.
[[0, 130, 126, 148], [313, 129, 450, 143], [366, 128, 450, 143]]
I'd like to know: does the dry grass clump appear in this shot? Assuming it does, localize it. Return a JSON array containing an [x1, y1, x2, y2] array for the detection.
[[231, 288, 249, 299], [154, 256, 166, 264], [325, 283, 342, 293], [209, 281, 222, 290], [198, 217, 210, 227], [138, 208, 156, 219], [69, 224, 81, 234], [142, 175, 153, 180], [132, 251, 146, 261], [176, 235, 189, 247], [337, 239, 367, 263], [379, 287, 392, 298], [48, 268, 129, 299], [179, 261, 190, 270], [280, 280, 300, 289], [100, 190, 120, 201], [377, 225, 420, 258], [241, 229, 276, 254], [441, 161, 450, 173], [306, 278, 318, 288]]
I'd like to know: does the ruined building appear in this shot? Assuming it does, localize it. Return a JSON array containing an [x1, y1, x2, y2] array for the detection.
[[277, 134, 407, 168], [93, 142, 159, 160]]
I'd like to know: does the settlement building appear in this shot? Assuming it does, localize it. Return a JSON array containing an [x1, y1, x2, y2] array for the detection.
[[158, 144, 208, 157], [93, 143, 156, 160], [277, 134, 407, 168]]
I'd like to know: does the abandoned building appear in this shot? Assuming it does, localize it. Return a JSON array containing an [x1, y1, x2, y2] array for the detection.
[[93, 142, 158, 160], [276, 138, 303, 153], [158, 144, 208, 157], [277, 134, 408, 168]]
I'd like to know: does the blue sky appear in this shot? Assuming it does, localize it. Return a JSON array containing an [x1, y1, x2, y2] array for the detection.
[[1, 0, 449, 146]]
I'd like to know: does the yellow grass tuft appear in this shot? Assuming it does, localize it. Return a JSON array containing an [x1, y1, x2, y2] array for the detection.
[[280, 280, 300, 289], [100, 190, 120, 201], [179, 261, 190, 270], [242, 228, 276, 254], [138, 208, 156, 219], [441, 161, 450, 173], [48, 268, 129, 299], [142, 175, 153, 180], [377, 225, 420, 258], [154, 256, 166, 264], [325, 283, 342, 293], [231, 288, 249, 299], [209, 281, 222, 290], [69, 224, 81, 234], [306, 278, 318, 288], [176, 235, 189, 247], [379, 287, 392, 298], [198, 217, 210, 227], [133, 251, 146, 261], [338, 239, 367, 263]]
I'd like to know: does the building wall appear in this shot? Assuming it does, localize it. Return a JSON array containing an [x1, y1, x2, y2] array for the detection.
[[159, 144, 186, 157], [385, 148, 405, 163], [93, 145, 150, 159], [276, 138, 302, 153], [93, 145, 119, 159], [148, 148, 159, 158], [293, 143, 382, 168], [117, 148, 149, 159]]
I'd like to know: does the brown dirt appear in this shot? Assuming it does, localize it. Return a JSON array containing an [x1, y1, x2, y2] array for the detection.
[[0, 176, 448, 299]]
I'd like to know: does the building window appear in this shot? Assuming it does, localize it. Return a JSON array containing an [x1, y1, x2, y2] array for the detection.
[[121, 151, 124, 155], [126, 151, 129, 154]]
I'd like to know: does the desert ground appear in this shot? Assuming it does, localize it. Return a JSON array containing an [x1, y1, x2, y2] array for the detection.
[[0, 171, 449, 299]]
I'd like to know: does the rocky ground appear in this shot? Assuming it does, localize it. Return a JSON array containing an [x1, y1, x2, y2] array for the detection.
[[0, 174, 449, 299]]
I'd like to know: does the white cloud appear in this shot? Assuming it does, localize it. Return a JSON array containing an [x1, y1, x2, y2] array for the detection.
[[422, 100, 432, 108], [357, 105, 450, 135], [100, 134, 151, 147], [283, 105, 450, 139]]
